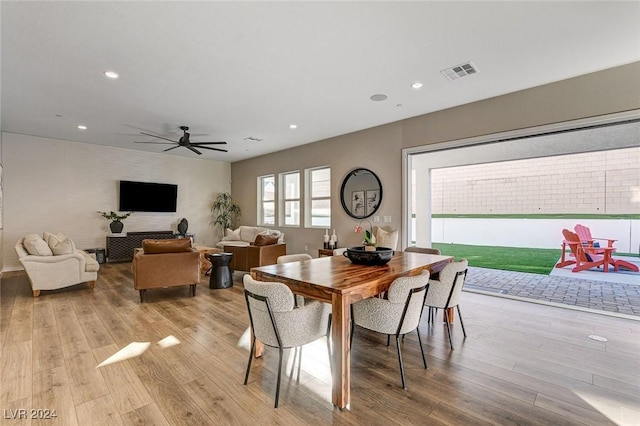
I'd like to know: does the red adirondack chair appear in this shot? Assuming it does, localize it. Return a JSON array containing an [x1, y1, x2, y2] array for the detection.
[[573, 224, 616, 255], [556, 229, 638, 273]]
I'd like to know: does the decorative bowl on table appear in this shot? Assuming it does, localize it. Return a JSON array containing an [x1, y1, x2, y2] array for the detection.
[[343, 246, 394, 266]]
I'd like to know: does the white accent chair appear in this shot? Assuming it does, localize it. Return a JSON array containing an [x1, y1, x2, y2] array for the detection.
[[243, 275, 331, 408], [351, 274, 430, 389], [424, 258, 469, 350]]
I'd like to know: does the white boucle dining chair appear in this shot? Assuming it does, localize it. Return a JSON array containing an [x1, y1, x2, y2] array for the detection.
[[350, 274, 430, 390], [243, 275, 331, 408]]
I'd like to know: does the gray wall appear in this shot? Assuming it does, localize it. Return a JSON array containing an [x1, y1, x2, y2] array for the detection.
[[230, 62, 640, 256]]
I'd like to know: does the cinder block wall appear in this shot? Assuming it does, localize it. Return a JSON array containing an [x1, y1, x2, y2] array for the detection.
[[432, 147, 640, 215]]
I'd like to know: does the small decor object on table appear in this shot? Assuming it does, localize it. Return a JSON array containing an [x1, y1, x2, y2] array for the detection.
[[343, 246, 394, 266], [98, 211, 132, 234], [354, 219, 376, 251], [177, 218, 188, 235], [323, 229, 330, 249]]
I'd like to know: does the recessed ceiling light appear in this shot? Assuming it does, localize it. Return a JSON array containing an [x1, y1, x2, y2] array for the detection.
[[77, 125, 87, 130], [370, 94, 388, 102], [289, 124, 297, 129], [411, 82, 423, 89], [104, 71, 119, 79]]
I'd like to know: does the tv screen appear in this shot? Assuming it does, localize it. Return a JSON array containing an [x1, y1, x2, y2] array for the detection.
[[119, 180, 178, 212]]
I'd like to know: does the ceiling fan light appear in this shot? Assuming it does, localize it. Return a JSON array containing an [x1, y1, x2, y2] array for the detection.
[[411, 81, 423, 89], [104, 71, 119, 79]]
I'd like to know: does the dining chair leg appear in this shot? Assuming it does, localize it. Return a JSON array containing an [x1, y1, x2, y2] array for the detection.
[[457, 305, 467, 337], [297, 347, 303, 384], [445, 319, 454, 350], [275, 347, 284, 408], [243, 336, 255, 385], [289, 347, 299, 380], [326, 314, 332, 374], [350, 306, 355, 347], [386, 335, 390, 347], [395, 335, 407, 390], [427, 306, 432, 323], [416, 328, 428, 369]]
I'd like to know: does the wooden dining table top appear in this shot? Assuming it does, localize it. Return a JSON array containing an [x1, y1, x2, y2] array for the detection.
[[251, 251, 453, 301]]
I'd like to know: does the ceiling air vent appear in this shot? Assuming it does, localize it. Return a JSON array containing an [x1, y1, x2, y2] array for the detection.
[[440, 61, 479, 81]]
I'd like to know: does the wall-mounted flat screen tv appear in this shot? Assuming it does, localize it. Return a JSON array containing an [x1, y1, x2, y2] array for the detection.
[[119, 180, 178, 212]]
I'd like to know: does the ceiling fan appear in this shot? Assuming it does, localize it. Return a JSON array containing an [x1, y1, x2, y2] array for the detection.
[[135, 126, 227, 155]]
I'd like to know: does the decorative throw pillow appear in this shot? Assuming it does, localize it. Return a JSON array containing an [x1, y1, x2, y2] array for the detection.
[[46, 232, 76, 254], [23, 234, 53, 256], [143, 238, 192, 254], [376, 227, 398, 250], [221, 228, 241, 241], [253, 234, 279, 246], [49, 238, 75, 255]]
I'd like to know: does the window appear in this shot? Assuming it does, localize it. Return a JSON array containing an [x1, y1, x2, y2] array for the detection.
[[279, 171, 300, 226], [258, 175, 275, 226], [305, 166, 331, 227]]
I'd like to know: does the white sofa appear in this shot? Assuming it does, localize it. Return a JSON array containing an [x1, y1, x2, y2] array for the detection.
[[15, 232, 99, 297], [216, 226, 284, 249]]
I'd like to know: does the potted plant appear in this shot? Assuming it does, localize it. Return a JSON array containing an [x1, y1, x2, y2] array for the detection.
[[98, 210, 132, 234], [210, 192, 242, 239]]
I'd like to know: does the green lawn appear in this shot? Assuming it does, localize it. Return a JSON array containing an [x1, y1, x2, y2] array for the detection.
[[432, 243, 562, 275]]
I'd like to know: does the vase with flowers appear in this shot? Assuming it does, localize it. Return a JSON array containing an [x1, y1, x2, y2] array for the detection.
[[354, 219, 376, 251]]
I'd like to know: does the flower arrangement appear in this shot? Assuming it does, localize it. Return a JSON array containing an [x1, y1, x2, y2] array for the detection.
[[97, 211, 132, 221], [354, 219, 376, 250]]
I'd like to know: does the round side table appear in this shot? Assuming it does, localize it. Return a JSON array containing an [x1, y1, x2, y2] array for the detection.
[[207, 252, 233, 289]]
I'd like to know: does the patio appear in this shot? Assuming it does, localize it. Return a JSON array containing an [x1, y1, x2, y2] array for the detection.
[[465, 258, 640, 318]]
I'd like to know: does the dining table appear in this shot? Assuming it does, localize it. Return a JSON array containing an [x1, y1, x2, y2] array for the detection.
[[250, 250, 453, 409]]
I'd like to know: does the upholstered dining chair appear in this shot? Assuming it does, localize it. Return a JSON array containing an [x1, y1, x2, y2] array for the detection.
[[243, 275, 331, 408], [277, 254, 312, 306], [423, 258, 468, 350], [350, 274, 430, 389]]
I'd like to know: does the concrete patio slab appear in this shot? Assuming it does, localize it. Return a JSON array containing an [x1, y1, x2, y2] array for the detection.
[[464, 266, 640, 318], [549, 255, 640, 285]]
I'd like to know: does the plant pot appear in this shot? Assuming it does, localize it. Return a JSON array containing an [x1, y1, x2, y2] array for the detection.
[[110, 220, 124, 234]]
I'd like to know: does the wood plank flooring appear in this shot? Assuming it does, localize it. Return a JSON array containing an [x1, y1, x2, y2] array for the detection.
[[1, 263, 639, 425]]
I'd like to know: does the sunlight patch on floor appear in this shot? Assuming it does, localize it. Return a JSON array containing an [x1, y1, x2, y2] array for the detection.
[[96, 335, 182, 368], [96, 342, 151, 367]]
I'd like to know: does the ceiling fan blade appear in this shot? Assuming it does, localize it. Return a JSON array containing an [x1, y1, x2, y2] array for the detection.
[[195, 145, 228, 153], [189, 141, 227, 146], [163, 145, 181, 152], [140, 132, 178, 143], [134, 141, 176, 145], [187, 146, 202, 155]]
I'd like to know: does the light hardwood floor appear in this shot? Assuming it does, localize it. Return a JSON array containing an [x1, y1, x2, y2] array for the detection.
[[1, 263, 639, 425]]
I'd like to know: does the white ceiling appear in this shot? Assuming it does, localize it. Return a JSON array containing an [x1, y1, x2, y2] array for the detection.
[[2, 1, 639, 162]]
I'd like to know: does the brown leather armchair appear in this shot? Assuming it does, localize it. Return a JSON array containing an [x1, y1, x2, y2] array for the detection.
[[223, 243, 286, 272], [132, 238, 201, 302]]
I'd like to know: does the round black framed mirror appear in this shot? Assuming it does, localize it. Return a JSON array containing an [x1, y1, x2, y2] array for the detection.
[[340, 168, 383, 219]]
